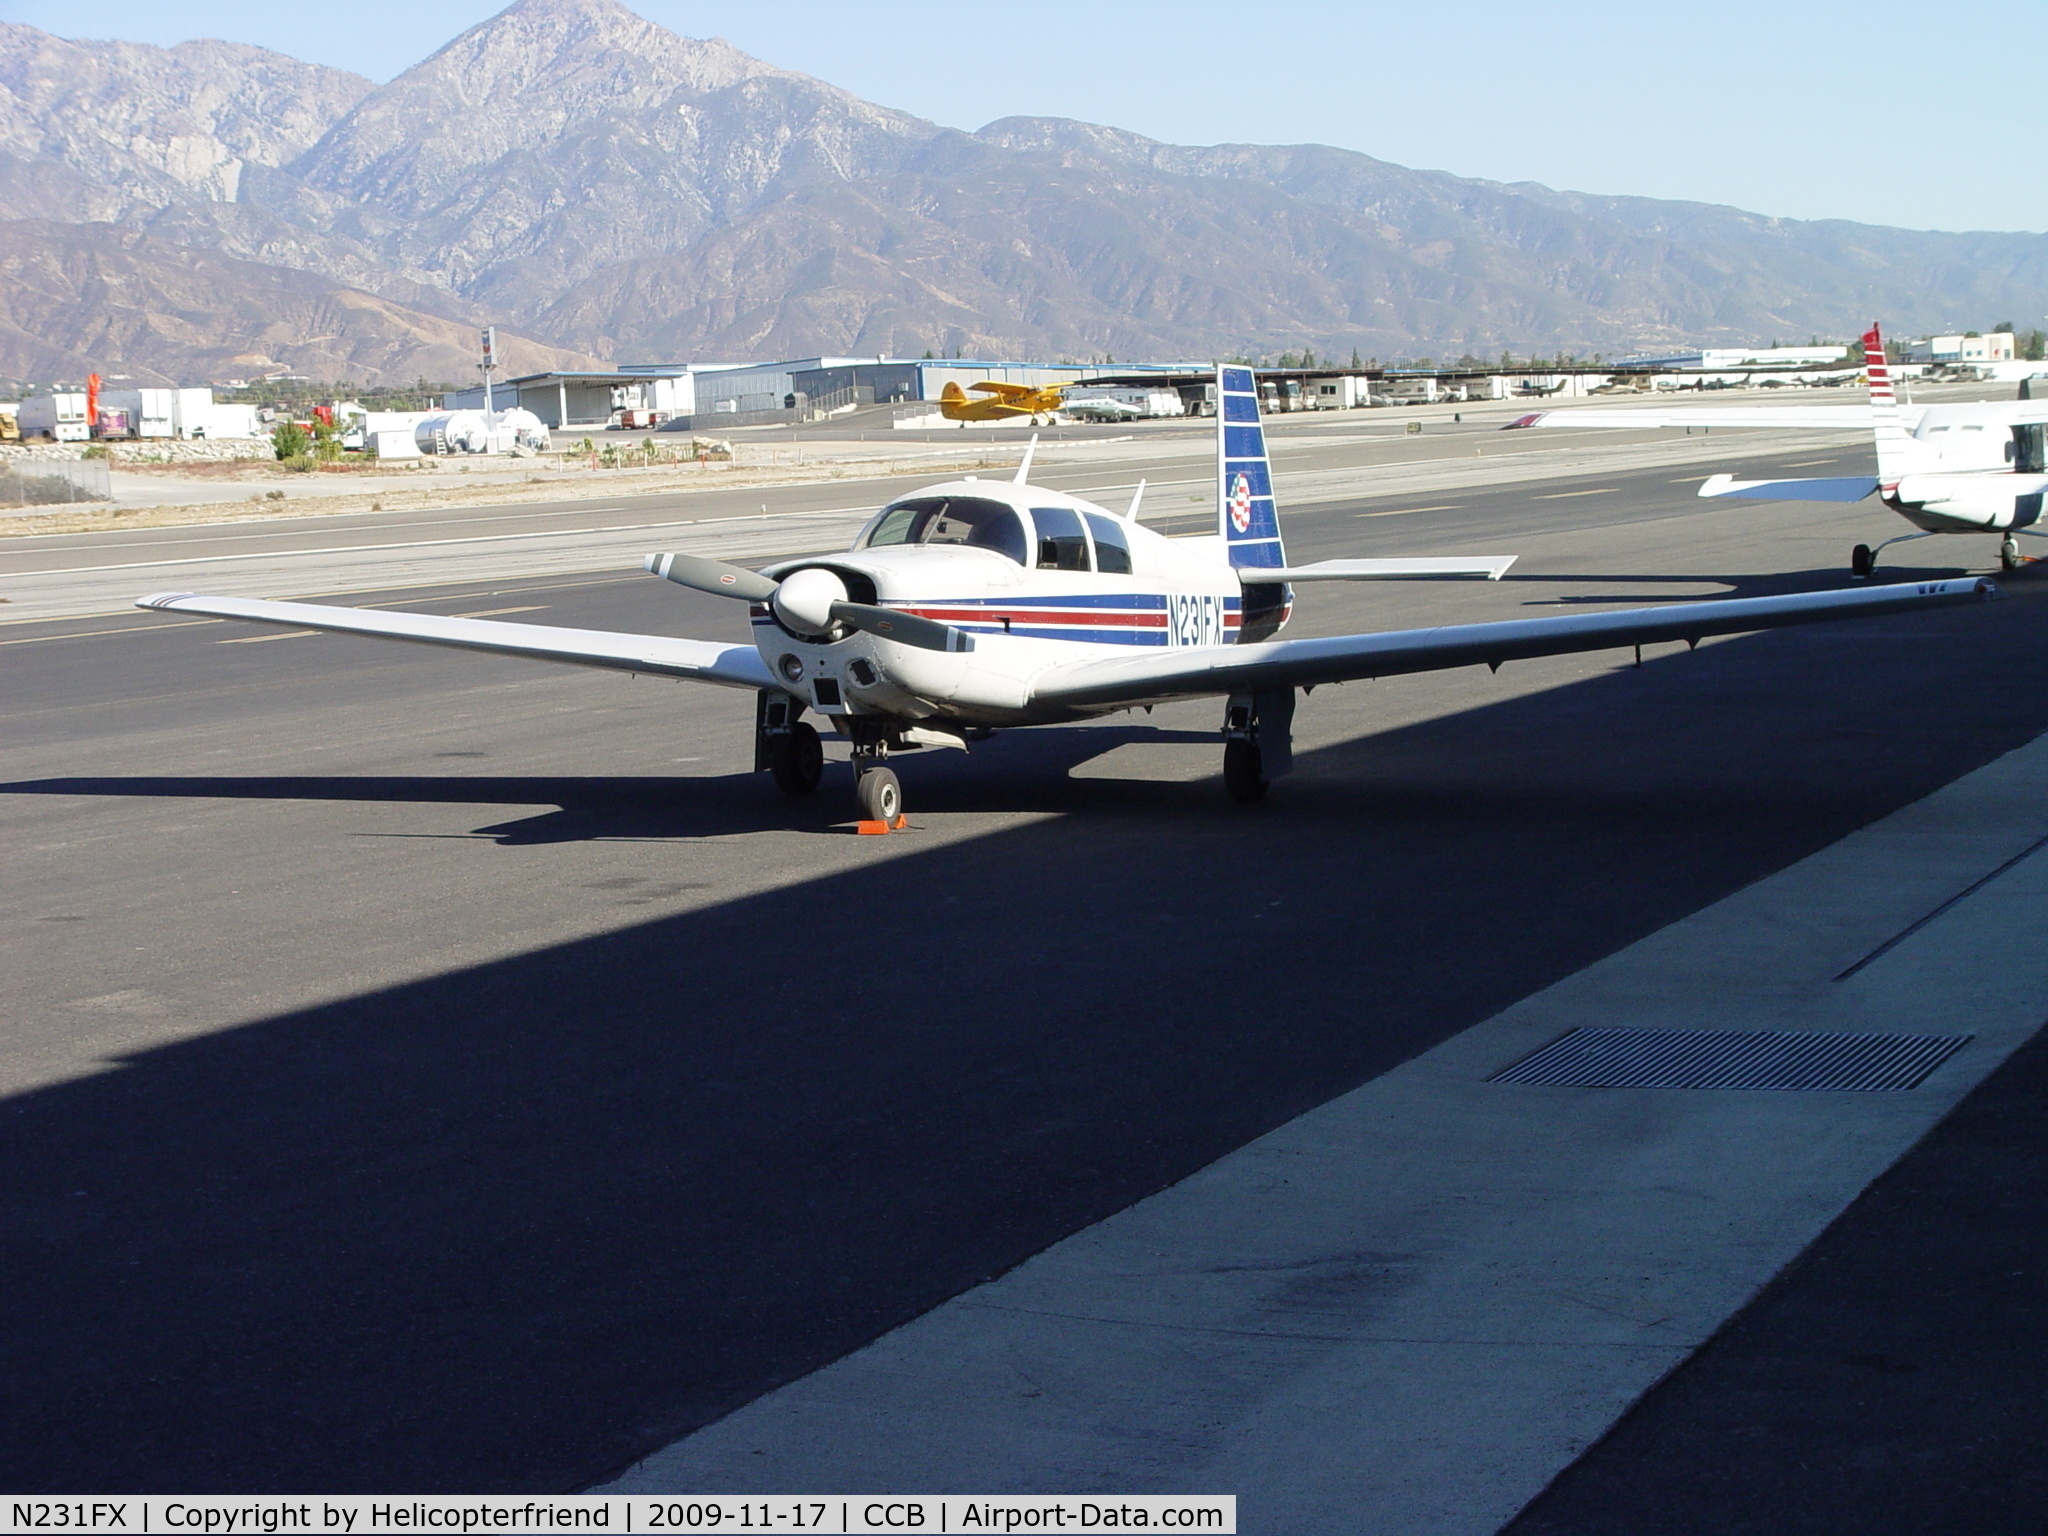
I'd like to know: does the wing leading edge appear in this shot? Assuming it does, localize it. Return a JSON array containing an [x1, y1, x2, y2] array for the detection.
[[134, 592, 776, 690], [1029, 578, 1995, 710]]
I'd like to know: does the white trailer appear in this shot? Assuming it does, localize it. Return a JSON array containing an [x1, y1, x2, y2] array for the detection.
[[19, 393, 90, 442], [100, 389, 177, 438]]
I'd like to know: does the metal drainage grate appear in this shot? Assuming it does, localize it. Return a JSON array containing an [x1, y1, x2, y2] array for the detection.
[[1490, 1028, 1971, 1092]]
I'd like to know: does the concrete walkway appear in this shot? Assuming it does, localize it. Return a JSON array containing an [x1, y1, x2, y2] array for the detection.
[[598, 726, 2048, 1533]]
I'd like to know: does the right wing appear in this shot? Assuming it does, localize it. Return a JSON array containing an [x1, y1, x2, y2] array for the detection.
[[1699, 474, 1879, 503], [1030, 578, 1994, 710], [135, 592, 775, 690], [1505, 406, 1881, 431]]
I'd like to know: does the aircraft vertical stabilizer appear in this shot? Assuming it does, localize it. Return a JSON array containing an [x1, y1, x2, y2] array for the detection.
[[1217, 367, 1286, 570], [1865, 323, 1934, 485]]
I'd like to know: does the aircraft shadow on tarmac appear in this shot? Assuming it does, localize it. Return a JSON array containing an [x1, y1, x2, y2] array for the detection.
[[2, 592, 2046, 1495], [3, 727, 1225, 843]]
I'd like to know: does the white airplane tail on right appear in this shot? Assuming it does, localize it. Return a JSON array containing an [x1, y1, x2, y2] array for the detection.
[[1864, 322, 1934, 486]]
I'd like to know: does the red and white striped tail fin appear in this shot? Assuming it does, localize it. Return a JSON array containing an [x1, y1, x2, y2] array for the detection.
[[1863, 322, 1930, 485]]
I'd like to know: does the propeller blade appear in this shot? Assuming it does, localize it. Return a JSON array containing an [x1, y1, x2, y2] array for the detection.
[[644, 552, 780, 602], [829, 602, 974, 653]]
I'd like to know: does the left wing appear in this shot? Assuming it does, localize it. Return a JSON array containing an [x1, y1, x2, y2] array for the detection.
[[1030, 578, 1993, 710], [1699, 474, 1879, 503], [135, 593, 776, 689]]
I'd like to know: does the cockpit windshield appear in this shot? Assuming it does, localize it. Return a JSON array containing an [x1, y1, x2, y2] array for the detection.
[[862, 496, 1029, 566]]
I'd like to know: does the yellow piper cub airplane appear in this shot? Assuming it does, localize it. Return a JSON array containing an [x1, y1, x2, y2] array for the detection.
[[138, 368, 1995, 827], [938, 379, 1067, 425]]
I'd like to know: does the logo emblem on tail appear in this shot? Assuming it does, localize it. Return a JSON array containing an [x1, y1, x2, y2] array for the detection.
[[1228, 472, 1253, 533]]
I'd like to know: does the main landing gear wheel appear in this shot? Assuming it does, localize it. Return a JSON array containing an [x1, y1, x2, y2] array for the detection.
[[1851, 544, 1875, 578], [856, 765, 902, 824], [768, 721, 823, 795], [1223, 738, 1268, 803], [2002, 536, 2024, 573]]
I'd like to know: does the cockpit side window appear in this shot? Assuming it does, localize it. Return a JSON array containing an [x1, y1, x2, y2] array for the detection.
[[1083, 513, 1133, 575], [862, 496, 1028, 566], [1032, 506, 1091, 571]]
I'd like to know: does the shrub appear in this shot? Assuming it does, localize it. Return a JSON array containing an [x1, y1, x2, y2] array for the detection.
[[271, 422, 310, 460], [281, 454, 314, 474], [310, 417, 346, 463], [80, 443, 112, 461], [265, 489, 286, 501]]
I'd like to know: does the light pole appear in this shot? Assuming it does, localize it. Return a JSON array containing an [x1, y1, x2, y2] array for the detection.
[[479, 326, 497, 448]]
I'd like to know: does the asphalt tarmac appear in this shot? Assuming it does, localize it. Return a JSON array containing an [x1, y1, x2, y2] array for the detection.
[[6, 434, 2046, 1506]]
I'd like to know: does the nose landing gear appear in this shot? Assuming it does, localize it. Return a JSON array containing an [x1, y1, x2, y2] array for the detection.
[[855, 765, 902, 824]]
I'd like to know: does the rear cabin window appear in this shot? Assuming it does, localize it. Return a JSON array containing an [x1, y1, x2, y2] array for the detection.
[[1032, 506, 1092, 571], [1084, 513, 1133, 574], [863, 496, 1028, 566]]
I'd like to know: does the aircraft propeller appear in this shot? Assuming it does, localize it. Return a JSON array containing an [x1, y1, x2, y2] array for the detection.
[[644, 552, 971, 653]]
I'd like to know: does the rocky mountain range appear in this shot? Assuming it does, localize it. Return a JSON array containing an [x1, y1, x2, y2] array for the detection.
[[3, 0, 2043, 385]]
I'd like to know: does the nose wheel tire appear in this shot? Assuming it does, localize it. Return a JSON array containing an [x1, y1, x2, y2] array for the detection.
[[1850, 544, 1874, 578], [1223, 738, 1268, 803], [856, 765, 902, 824], [2002, 537, 2024, 572], [768, 721, 824, 795]]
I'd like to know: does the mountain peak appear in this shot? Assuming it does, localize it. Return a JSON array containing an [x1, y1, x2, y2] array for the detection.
[[401, 0, 792, 109]]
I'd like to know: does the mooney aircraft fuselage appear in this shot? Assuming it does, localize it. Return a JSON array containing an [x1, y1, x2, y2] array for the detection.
[[738, 481, 1254, 729]]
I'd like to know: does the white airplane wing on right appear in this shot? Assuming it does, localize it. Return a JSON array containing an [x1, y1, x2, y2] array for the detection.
[[1505, 406, 1881, 431], [1029, 578, 1992, 710]]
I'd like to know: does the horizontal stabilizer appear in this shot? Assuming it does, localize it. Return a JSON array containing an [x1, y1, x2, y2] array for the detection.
[[1698, 474, 1878, 503], [1259, 556, 1516, 582], [1506, 406, 1877, 431]]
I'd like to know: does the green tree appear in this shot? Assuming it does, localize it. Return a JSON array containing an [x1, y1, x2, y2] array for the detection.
[[271, 421, 310, 460], [1349, 347, 1363, 369], [2019, 329, 2047, 362], [1994, 320, 2016, 333]]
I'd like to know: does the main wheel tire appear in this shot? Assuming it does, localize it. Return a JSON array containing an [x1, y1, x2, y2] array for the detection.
[[1223, 738, 1267, 803], [2003, 539, 2024, 573], [768, 722, 824, 795], [856, 765, 902, 823], [1851, 544, 1875, 578]]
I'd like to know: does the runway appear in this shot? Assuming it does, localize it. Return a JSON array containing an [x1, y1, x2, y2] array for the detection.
[[5, 431, 2047, 1524]]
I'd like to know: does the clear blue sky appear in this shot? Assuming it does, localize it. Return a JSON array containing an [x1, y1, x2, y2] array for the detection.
[[4, 0, 2039, 233]]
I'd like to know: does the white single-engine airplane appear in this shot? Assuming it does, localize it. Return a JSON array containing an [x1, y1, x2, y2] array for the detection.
[[138, 368, 1996, 825], [1508, 325, 2048, 575], [1694, 327, 2048, 576]]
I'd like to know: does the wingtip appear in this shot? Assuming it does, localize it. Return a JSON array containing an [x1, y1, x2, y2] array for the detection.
[[136, 591, 195, 610]]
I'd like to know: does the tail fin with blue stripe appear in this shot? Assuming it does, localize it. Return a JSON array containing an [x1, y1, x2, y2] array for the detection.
[[1217, 366, 1292, 642], [1217, 366, 1286, 569]]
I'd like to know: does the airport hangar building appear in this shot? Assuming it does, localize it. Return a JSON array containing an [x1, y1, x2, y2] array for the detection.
[[443, 344, 1875, 429], [442, 358, 1197, 429]]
